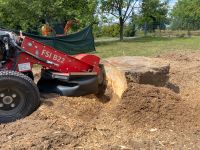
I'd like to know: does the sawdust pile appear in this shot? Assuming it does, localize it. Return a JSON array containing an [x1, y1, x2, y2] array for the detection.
[[111, 83, 195, 129], [1, 52, 200, 149]]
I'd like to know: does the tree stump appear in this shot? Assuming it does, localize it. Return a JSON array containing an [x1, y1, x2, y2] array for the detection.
[[103, 56, 170, 98]]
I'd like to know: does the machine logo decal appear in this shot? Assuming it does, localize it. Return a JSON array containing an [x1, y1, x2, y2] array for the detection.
[[41, 49, 65, 63]]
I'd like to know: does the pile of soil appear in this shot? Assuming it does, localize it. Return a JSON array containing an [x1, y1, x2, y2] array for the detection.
[[1, 52, 200, 149], [114, 84, 190, 129]]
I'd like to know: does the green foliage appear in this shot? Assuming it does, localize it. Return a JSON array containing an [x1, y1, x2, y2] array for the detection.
[[101, 24, 120, 37], [135, 0, 169, 31], [92, 24, 103, 38], [124, 15, 136, 37], [0, 0, 97, 33], [124, 23, 136, 37], [171, 0, 200, 30], [100, 0, 139, 40], [93, 23, 135, 38]]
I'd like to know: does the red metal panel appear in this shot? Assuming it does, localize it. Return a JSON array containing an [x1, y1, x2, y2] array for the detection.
[[74, 54, 100, 66], [19, 37, 100, 74]]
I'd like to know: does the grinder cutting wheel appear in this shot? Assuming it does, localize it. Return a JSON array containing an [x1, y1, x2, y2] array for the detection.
[[0, 28, 104, 123]]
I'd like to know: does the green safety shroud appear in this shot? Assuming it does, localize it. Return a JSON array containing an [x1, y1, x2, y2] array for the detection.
[[22, 25, 95, 55]]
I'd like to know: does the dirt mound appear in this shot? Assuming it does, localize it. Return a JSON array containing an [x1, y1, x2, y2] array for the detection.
[[0, 96, 104, 150], [1, 83, 200, 149], [112, 83, 195, 130], [0, 119, 76, 149], [84, 83, 200, 149], [2, 53, 200, 149], [159, 51, 200, 62]]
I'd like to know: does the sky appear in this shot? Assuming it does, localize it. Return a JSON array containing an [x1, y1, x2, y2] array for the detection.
[[169, 0, 177, 8]]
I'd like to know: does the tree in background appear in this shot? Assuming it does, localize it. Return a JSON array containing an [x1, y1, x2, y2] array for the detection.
[[171, 0, 200, 31], [135, 0, 169, 35], [0, 0, 97, 34], [100, 0, 139, 41], [101, 24, 120, 37]]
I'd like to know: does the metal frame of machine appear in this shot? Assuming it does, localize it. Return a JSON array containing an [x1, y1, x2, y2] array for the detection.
[[0, 30, 103, 123]]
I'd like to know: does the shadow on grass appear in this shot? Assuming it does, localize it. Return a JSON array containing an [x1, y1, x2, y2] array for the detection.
[[126, 36, 173, 43], [95, 36, 188, 47], [95, 39, 120, 46]]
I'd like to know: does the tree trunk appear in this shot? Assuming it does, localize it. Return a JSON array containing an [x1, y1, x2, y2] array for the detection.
[[119, 17, 124, 41], [118, 0, 124, 41]]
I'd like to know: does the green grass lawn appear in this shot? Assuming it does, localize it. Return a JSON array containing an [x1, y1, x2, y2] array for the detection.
[[95, 36, 200, 58]]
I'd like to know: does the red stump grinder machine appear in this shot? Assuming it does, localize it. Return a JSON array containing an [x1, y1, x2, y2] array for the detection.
[[0, 29, 104, 123]]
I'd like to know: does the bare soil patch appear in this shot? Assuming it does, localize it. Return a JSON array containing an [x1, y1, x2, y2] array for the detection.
[[1, 52, 200, 149]]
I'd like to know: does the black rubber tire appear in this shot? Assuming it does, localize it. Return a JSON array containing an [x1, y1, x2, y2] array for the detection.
[[0, 71, 40, 123], [23, 71, 34, 80]]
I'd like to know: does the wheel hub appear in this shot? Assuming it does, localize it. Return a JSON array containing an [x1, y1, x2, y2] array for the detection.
[[0, 89, 21, 111], [3, 96, 14, 104]]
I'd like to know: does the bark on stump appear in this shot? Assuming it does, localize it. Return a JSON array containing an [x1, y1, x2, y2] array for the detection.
[[103, 56, 170, 98]]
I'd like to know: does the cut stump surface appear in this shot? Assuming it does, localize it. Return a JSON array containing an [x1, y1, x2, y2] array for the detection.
[[103, 56, 170, 98]]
